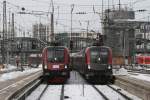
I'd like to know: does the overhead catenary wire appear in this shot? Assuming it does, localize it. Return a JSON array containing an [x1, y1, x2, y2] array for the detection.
[[4, 0, 150, 34], [132, 0, 148, 5], [29, 0, 126, 7]]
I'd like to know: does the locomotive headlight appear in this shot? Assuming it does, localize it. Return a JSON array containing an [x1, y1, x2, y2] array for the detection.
[[44, 65, 47, 69], [108, 65, 111, 69], [88, 65, 91, 69], [65, 65, 67, 69]]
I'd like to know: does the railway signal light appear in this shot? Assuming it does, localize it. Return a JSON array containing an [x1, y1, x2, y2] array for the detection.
[[70, 40, 73, 50], [32, 41, 36, 49], [136, 39, 143, 45], [98, 34, 104, 46]]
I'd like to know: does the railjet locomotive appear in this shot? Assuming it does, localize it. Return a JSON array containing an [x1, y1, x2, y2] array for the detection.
[[136, 54, 150, 67], [42, 46, 70, 80], [72, 46, 113, 82]]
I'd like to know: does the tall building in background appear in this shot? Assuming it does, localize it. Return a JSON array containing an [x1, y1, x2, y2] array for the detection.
[[102, 5, 150, 65], [102, 7, 135, 64], [32, 23, 50, 42]]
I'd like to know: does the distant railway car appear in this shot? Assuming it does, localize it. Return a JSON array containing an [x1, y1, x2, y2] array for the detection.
[[28, 54, 42, 67], [136, 55, 150, 66], [72, 46, 113, 82], [42, 46, 70, 80]]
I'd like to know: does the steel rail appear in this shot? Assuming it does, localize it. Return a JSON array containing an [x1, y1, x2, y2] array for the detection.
[[92, 85, 109, 100], [0, 71, 42, 94], [107, 85, 133, 100], [60, 85, 65, 100], [37, 84, 49, 100], [12, 79, 41, 100], [7, 71, 42, 100]]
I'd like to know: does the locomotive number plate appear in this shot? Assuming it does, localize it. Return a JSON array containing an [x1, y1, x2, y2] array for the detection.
[[53, 65, 59, 68]]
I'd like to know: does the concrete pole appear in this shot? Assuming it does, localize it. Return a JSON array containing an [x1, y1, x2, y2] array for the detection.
[[71, 4, 74, 40], [70, 4, 74, 51], [2, 1, 7, 63], [119, 0, 121, 11], [12, 13, 15, 39], [51, 13, 54, 41], [102, 0, 103, 20], [86, 20, 89, 46], [50, 0, 54, 42]]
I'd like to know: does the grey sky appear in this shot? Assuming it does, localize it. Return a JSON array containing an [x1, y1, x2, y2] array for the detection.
[[0, 0, 150, 36]]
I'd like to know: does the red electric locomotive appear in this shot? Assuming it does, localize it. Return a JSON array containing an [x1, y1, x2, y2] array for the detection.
[[72, 46, 113, 83], [42, 46, 70, 80], [136, 54, 150, 66]]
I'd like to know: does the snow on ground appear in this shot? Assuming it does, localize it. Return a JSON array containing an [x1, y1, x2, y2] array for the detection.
[[113, 67, 150, 82], [111, 85, 141, 100], [95, 85, 127, 100], [41, 85, 62, 100], [26, 84, 47, 100], [0, 64, 17, 72], [0, 67, 42, 81], [129, 74, 150, 82], [64, 85, 104, 100], [136, 65, 144, 70], [113, 68, 128, 75], [146, 68, 150, 70], [112, 66, 150, 83], [27, 84, 141, 100], [28, 84, 104, 100], [38, 64, 42, 68]]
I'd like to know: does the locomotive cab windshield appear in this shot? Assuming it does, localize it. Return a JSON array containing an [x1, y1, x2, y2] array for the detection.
[[47, 48, 65, 63], [42, 46, 70, 80], [90, 48, 109, 64]]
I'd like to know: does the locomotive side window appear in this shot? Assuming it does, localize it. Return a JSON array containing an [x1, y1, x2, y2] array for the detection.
[[47, 49, 64, 63]]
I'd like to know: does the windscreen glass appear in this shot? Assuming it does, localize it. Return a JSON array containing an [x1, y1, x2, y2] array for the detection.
[[90, 48, 109, 64], [47, 48, 64, 63]]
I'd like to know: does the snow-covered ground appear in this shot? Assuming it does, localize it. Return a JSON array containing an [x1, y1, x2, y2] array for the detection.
[[95, 85, 141, 100], [41, 85, 62, 100], [0, 65, 42, 82], [64, 85, 104, 100], [27, 85, 63, 100], [129, 74, 150, 82], [113, 68, 128, 75], [113, 67, 150, 83], [111, 85, 141, 100], [27, 84, 141, 100], [26, 84, 48, 100], [0, 64, 17, 72]]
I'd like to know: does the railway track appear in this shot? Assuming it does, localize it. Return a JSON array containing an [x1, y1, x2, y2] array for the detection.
[[60, 85, 65, 100], [128, 70, 150, 75], [7, 71, 141, 100], [0, 71, 42, 100], [92, 85, 138, 100], [27, 84, 140, 100], [92, 85, 109, 100], [115, 75, 150, 100], [107, 85, 132, 100], [32, 84, 65, 100], [37, 85, 49, 100]]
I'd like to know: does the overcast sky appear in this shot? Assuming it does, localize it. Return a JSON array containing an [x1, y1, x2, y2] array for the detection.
[[0, 0, 150, 36]]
